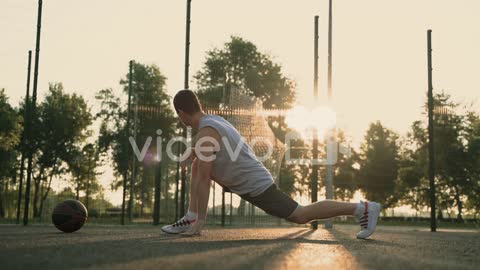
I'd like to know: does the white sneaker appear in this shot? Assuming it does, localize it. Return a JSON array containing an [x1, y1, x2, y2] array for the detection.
[[161, 217, 195, 234], [355, 201, 381, 239]]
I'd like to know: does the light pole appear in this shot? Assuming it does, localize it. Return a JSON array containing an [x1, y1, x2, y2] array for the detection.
[[16, 50, 32, 224], [324, 0, 334, 229], [180, 0, 193, 217], [121, 60, 134, 225], [24, 0, 43, 226], [427, 29, 436, 232], [311, 15, 320, 230], [128, 94, 138, 221]]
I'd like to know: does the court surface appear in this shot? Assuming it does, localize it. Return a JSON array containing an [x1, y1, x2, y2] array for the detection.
[[1, 224, 478, 270]]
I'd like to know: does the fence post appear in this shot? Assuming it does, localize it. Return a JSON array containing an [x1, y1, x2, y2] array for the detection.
[[221, 189, 226, 227]]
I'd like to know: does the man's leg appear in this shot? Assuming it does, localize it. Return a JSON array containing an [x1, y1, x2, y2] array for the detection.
[[287, 200, 357, 224], [186, 159, 198, 214], [241, 184, 381, 239], [241, 184, 359, 224], [287, 199, 381, 239]]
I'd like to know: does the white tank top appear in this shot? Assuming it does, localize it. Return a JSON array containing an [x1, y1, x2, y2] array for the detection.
[[198, 114, 274, 196]]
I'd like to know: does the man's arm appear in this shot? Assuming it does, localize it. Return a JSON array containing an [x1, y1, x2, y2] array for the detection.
[[182, 127, 220, 235]]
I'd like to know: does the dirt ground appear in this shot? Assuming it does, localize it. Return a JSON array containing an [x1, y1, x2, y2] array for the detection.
[[0, 224, 478, 270]]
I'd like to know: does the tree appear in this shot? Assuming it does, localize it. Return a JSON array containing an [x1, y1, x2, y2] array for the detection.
[[195, 36, 302, 215], [194, 36, 295, 109], [68, 143, 101, 209], [95, 88, 128, 184], [195, 36, 299, 197], [463, 112, 480, 218], [333, 130, 358, 201], [119, 62, 176, 215], [396, 124, 430, 217], [432, 95, 480, 221], [398, 93, 480, 221], [31, 83, 92, 218], [358, 121, 399, 209], [0, 89, 22, 218], [96, 62, 175, 217]]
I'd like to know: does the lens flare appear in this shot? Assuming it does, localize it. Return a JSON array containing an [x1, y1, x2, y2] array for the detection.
[[285, 105, 336, 139]]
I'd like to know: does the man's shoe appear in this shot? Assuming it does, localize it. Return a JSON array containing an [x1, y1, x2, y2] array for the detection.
[[161, 217, 195, 234], [355, 201, 381, 239]]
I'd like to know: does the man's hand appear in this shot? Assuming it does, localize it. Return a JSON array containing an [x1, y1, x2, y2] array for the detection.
[[181, 147, 196, 172], [180, 220, 206, 236]]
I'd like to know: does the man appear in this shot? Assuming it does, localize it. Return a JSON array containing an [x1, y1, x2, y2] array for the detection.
[[162, 90, 381, 239]]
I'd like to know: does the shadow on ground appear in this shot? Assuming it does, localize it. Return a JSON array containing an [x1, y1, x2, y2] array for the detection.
[[0, 226, 335, 270], [1, 224, 478, 270], [331, 224, 479, 270]]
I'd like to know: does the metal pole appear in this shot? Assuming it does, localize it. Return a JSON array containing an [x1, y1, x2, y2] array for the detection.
[[314, 16, 319, 97], [212, 183, 216, 221], [251, 200, 255, 225], [427, 29, 437, 232], [179, 0, 192, 218], [185, 165, 190, 211], [121, 60, 134, 225], [221, 189, 225, 227], [180, 156, 187, 217], [86, 157, 91, 210], [153, 158, 162, 225], [129, 95, 138, 221], [121, 170, 128, 224], [311, 15, 320, 230], [324, 0, 334, 229], [229, 193, 233, 225], [16, 51, 32, 224], [184, 0, 192, 90], [24, 0, 43, 226], [327, 0, 333, 100], [163, 159, 169, 221], [174, 141, 180, 221]]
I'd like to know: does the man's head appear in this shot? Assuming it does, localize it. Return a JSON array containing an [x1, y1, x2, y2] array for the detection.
[[173, 89, 203, 127]]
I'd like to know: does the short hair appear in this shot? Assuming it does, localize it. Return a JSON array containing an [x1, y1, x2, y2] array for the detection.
[[173, 89, 202, 115]]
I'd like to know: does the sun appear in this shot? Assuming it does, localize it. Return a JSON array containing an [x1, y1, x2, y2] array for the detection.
[[285, 105, 336, 140]]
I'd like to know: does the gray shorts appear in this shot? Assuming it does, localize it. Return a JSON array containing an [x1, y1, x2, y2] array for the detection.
[[240, 184, 299, 219]]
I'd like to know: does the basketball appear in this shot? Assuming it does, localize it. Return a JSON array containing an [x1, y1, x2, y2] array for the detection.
[[52, 199, 88, 233]]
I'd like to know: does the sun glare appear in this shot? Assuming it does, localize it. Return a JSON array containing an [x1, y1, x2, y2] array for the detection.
[[285, 105, 337, 140]]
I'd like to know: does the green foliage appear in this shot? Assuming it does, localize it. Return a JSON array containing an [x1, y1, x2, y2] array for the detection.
[[358, 121, 399, 208], [195, 36, 297, 196], [31, 83, 93, 217], [333, 130, 358, 201], [194, 36, 295, 109], [0, 89, 22, 152], [396, 130, 430, 215], [68, 143, 102, 209], [0, 89, 22, 179], [120, 63, 170, 107], [0, 89, 22, 218], [432, 94, 479, 220], [96, 62, 176, 211], [120, 62, 176, 149], [463, 112, 480, 218], [397, 93, 480, 220], [95, 88, 128, 180], [37, 83, 92, 165]]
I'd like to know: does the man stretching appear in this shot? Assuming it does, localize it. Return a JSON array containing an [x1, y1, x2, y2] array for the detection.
[[162, 90, 381, 239]]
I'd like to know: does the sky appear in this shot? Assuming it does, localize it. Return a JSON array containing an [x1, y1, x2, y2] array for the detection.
[[2, 0, 480, 208]]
